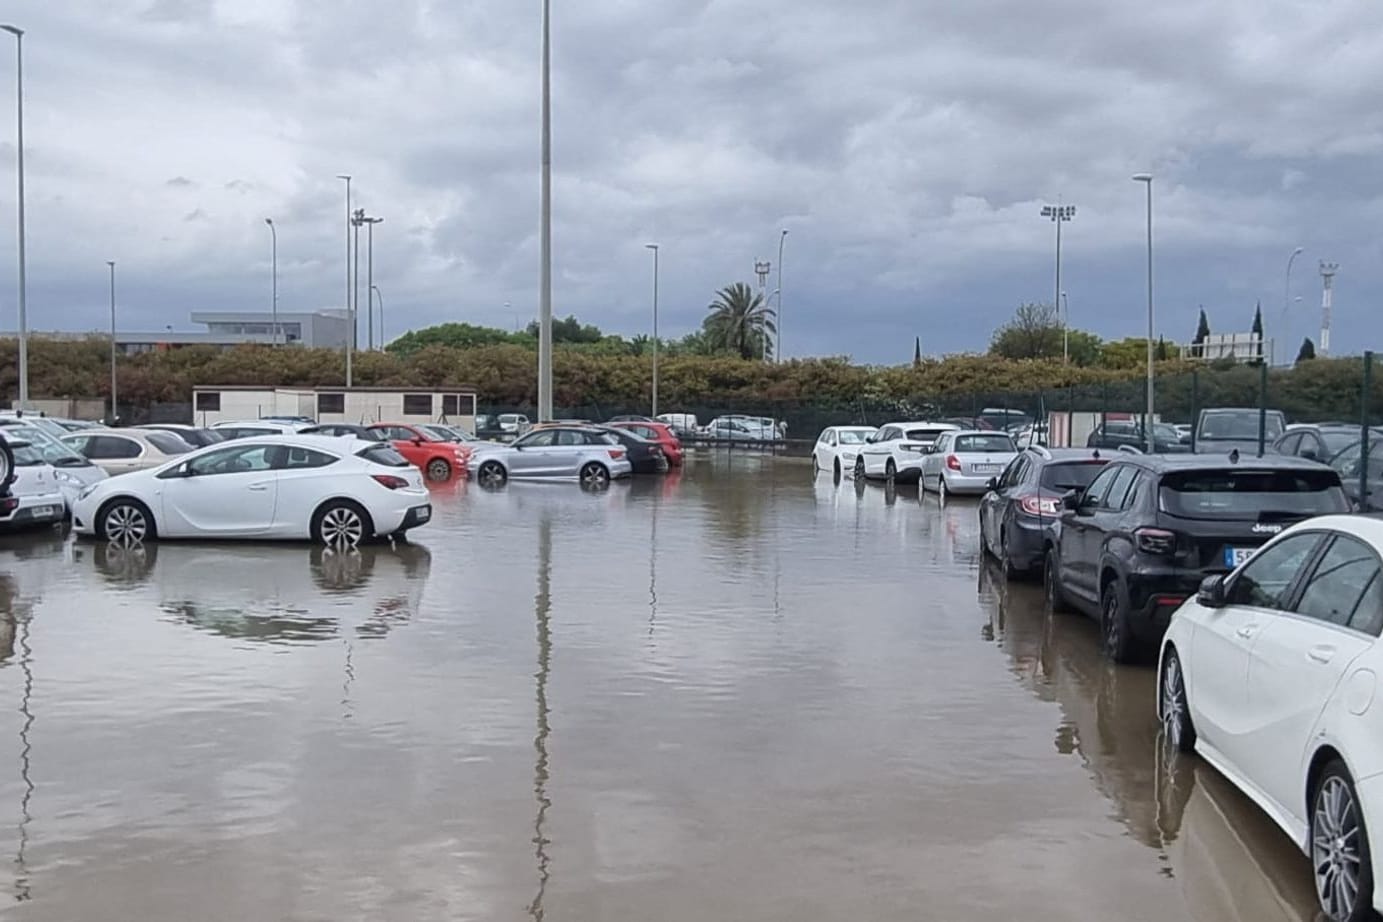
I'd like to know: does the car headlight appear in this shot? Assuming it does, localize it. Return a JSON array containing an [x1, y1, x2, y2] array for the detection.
[[54, 470, 78, 485], [76, 484, 99, 502]]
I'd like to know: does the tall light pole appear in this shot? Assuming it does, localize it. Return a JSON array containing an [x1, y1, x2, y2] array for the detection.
[[107, 260, 117, 425], [755, 260, 772, 360], [351, 208, 364, 362], [1281, 246, 1303, 364], [336, 174, 353, 385], [1040, 203, 1076, 363], [264, 218, 277, 346], [2, 24, 28, 409], [776, 229, 787, 362], [372, 285, 384, 346], [357, 213, 383, 349], [645, 243, 659, 417], [1133, 174, 1155, 451], [537, 0, 554, 422]]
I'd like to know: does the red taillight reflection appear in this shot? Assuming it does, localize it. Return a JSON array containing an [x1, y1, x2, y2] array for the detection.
[[372, 474, 409, 489]]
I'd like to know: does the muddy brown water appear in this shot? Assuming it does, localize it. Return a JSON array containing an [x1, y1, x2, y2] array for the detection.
[[0, 455, 1324, 920]]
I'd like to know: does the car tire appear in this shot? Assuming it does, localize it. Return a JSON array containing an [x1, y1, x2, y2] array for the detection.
[[999, 528, 1014, 580], [855, 456, 866, 479], [97, 497, 156, 543], [1101, 577, 1136, 664], [833, 458, 841, 479], [812, 453, 820, 474], [1159, 647, 1196, 753], [312, 499, 373, 547], [885, 458, 897, 481], [425, 458, 452, 482], [1312, 760, 1376, 922], [0, 437, 13, 495], [477, 460, 507, 489], [938, 475, 949, 503], [579, 462, 611, 489], [978, 511, 991, 558], [1045, 549, 1072, 614]]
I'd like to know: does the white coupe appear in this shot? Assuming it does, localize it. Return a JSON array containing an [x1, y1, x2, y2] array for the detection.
[[1159, 515, 1383, 922], [72, 435, 432, 545], [812, 426, 876, 478]]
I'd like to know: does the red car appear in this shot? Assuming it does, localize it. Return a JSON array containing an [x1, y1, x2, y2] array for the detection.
[[607, 420, 683, 466], [367, 423, 472, 482]]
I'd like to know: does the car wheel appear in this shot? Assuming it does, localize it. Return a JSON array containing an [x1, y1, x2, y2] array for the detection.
[[1312, 761, 1375, 922], [312, 500, 373, 547], [0, 437, 13, 494], [1101, 578, 1136, 664], [978, 511, 991, 558], [855, 456, 866, 479], [98, 498, 156, 543], [579, 462, 611, 488], [833, 458, 841, 479], [1159, 647, 1196, 753], [938, 475, 949, 503], [477, 460, 507, 489], [1045, 550, 1072, 614], [885, 458, 897, 481], [812, 453, 820, 474], [425, 458, 452, 482], [999, 528, 1014, 580]]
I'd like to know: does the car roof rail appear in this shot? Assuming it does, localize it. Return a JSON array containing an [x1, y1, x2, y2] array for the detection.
[[1027, 444, 1052, 460], [1118, 444, 1143, 454]]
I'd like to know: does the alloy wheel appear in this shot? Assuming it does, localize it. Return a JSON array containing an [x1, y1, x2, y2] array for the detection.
[[580, 463, 610, 487], [478, 461, 506, 488], [1313, 773, 1365, 921], [426, 458, 452, 482], [1160, 652, 1194, 751], [885, 459, 896, 481], [320, 506, 364, 546], [855, 457, 865, 479], [104, 503, 148, 543]]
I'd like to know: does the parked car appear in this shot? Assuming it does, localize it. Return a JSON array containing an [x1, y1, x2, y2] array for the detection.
[[607, 420, 683, 466], [811, 426, 877, 478], [607, 414, 656, 423], [1273, 424, 1378, 464], [1045, 454, 1350, 663], [141, 424, 228, 448], [1195, 407, 1288, 454], [469, 426, 631, 488], [300, 424, 386, 441], [498, 413, 531, 439], [921, 430, 1019, 498], [0, 418, 108, 500], [656, 413, 700, 439], [855, 421, 960, 482], [71, 436, 431, 544], [417, 423, 480, 445], [1158, 514, 1383, 922], [0, 435, 67, 532], [1326, 438, 1383, 512], [979, 446, 1111, 578], [61, 428, 194, 476], [52, 418, 101, 432], [1088, 420, 1188, 453], [978, 408, 1032, 432], [209, 419, 311, 440], [705, 416, 774, 442], [474, 414, 507, 441], [596, 426, 669, 474], [366, 423, 471, 482]]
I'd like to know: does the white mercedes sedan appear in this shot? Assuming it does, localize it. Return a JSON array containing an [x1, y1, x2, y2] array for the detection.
[[1158, 515, 1383, 922], [811, 426, 876, 478], [72, 436, 432, 545]]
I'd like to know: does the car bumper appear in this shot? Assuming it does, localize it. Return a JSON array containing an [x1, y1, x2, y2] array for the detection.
[[1007, 514, 1056, 571], [0, 491, 66, 530], [892, 455, 927, 480], [369, 491, 433, 536], [943, 471, 1001, 494], [611, 459, 634, 479], [1125, 570, 1206, 643]]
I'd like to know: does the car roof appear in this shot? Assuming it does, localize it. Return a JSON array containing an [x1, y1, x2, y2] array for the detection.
[[881, 421, 960, 429], [1102, 452, 1334, 474], [948, 429, 1014, 438]]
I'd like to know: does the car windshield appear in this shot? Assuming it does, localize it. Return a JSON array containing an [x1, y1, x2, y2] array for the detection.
[[1153, 423, 1180, 439], [1040, 460, 1109, 491], [9, 443, 44, 466], [1198, 411, 1285, 440], [145, 432, 193, 455], [1159, 468, 1347, 520], [954, 434, 1015, 453], [5, 426, 88, 465], [838, 430, 873, 445], [904, 428, 949, 442], [1321, 430, 1364, 455]]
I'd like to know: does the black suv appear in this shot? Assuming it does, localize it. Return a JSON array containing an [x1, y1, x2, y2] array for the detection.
[[1045, 453, 1349, 662], [979, 446, 1110, 577]]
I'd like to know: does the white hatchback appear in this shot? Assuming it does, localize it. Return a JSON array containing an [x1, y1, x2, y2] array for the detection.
[[1159, 515, 1383, 922], [0, 436, 67, 531], [812, 426, 876, 478], [72, 436, 431, 544], [854, 421, 960, 483]]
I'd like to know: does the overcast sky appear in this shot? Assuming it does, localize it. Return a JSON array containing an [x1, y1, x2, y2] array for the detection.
[[0, 0, 1380, 363]]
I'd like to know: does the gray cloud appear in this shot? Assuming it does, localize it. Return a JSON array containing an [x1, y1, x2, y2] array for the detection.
[[0, 0, 1380, 360]]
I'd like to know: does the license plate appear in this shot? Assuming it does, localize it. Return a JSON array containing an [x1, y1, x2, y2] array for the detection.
[[1224, 546, 1254, 568], [415, 507, 431, 522], [34, 505, 58, 517], [972, 464, 1000, 473]]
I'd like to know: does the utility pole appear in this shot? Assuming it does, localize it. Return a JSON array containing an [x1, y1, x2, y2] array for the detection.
[[537, 0, 554, 421], [776, 230, 787, 362], [1040, 202, 1076, 362], [3, 25, 28, 409], [1320, 262, 1339, 358], [755, 260, 772, 360], [646, 244, 659, 417], [357, 213, 383, 349], [107, 260, 117, 424], [351, 208, 363, 363], [265, 218, 277, 345], [1133, 174, 1155, 452], [336, 174, 353, 385]]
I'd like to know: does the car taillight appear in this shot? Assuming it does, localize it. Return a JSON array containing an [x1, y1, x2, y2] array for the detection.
[[608, 449, 625, 459], [1135, 527, 1177, 556], [372, 474, 409, 490], [1020, 495, 1060, 516], [946, 454, 961, 471], [650, 447, 663, 456]]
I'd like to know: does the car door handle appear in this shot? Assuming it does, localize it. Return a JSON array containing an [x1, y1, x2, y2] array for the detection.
[[248, 482, 270, 492], [1307, 645, 1337, 664], [1235, 625, 1259, 640]]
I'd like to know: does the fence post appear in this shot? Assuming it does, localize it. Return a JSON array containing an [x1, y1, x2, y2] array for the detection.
[[1190, 370, 1199, 453], [1257, 361, 1268, 457], [1363, 352, 1373, 509]]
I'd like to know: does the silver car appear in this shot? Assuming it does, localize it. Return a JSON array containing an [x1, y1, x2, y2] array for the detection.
[[921, 430, 1019, 499], [469, 426, 633, 488]]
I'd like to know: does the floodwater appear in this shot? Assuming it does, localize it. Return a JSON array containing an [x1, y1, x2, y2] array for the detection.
[[0, 454, 1325, 920]]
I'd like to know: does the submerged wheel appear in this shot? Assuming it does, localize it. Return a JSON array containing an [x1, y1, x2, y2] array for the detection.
[[1312, 761, 1374, 922], [938, 475, 949, 503], [1101, 578, 1136, 664], [580, 462, 611, 488], [812, 454, 820, 474], [833, 458, 841, 478], [855, 456, 866, 479], [885, 458, 897, 481], [477, 460, 507, 488], [1160, 648, 1196, 753], [425, 458, 453, 482], [98, 498, 155, 543], [313, 500, 372, 546], [1045, 550, 1072, 614]]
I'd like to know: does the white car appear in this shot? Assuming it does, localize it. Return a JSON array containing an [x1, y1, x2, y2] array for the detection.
[[921, 430, 1020, 499], [854, 421, 960, 482], [210, 419, 312, 440], [61, 428, 194, 476], [812, 426, 877, 478], [469, 425, 632, 488], [71, 435, 432, 545], [0, 418, 108, 502], [0, 435, 67, 531], [1158, 515, 1383, 922]]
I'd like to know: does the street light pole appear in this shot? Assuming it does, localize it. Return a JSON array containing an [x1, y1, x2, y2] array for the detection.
[[356, 214, 383, 349], [646, 243, 659, 417], [1133, 174, 1155, 452], [776, 229, 787, 362], [1040, 203, 1076, 363], [1282, 246, 1304, 364], [372, 285, 384, 346], [2, 24, 28, 409], [351, 208, 363, 362], [264, 218, 277, 346], [336, 174, 352, 385], [537, 0, 554, 422], [107, 260, 117, 425]]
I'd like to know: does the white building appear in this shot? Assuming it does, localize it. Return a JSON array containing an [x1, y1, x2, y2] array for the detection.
[[192, 386, 478, 431]]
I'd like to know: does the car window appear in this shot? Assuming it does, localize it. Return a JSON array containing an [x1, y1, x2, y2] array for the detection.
[[91, 435, 143, 459], [1122, 472, 1153, 511], [997, 456, 1025, 489], [1199, 410, 1285, 441], [1040, 460, 1108, 492], [63, 435, 91, 455], [187, 444, 276, 476], [1226, 533, 1323, 610], [516, 430, 556, 448], [905, 428, 948, 443], [839, 430, 870, 445], [1159, 468, 1348, 520], [1292, 536, 1381, 629], [276, 447, 338, 470], [144, 432, 193, 456], [9, 442, 43, 466], [1102, 466, 1139, 511], [1276, 433, 1302, 455], [357, 444, 410, 468], [1350, 573, 1383, 637], [554, 430, 588, 446], [632, 426, 658, 440], [1080, 465, 1123, 508], [954, 434, 1016, 453]]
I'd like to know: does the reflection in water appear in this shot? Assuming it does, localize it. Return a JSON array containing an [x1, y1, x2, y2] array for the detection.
[[12, 594, 34, 902], [648, 487, 658, 637], [530, 514, 553, 922]]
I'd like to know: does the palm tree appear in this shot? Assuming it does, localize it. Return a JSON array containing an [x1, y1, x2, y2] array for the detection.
[[703, 283, 776, 360]]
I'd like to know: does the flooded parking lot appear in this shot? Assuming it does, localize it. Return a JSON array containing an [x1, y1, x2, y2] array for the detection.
[[0, 455, 1326, 920]]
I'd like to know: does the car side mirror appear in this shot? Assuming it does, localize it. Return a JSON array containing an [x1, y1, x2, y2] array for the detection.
[[1062, 490, 1081, 511], [986, 477, 998, 490], [1197, 575, 1226, 608]]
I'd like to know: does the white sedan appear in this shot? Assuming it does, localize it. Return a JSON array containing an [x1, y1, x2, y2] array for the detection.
[[1159, 515, 1383, 922], [921, 430, 1019, 499], [72, 435, 432, 545], [854, 421, 960, 483], [811, 426, 876, 478]]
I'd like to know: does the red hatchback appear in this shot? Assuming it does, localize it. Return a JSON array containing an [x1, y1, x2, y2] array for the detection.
[[607, 421, 683, 466], [368, 423, 472, 482]]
